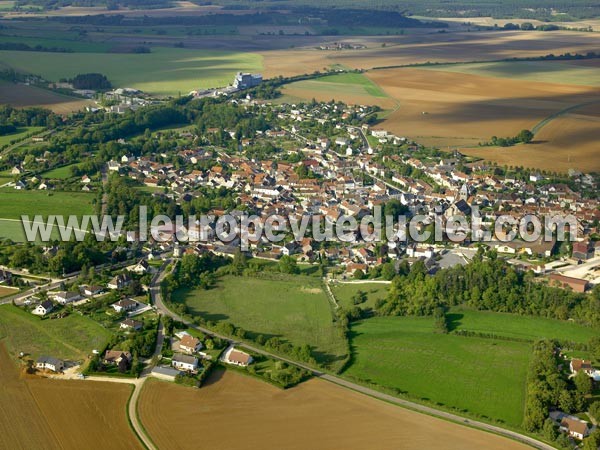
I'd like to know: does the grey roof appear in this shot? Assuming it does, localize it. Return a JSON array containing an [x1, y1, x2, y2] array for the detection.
[[37, 355, 63, 366], [152, 366, 181, 377], [172, 354, 198, 364]]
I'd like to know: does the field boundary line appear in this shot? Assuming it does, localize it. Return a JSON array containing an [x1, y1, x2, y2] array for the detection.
[[531, 99, 600, 135]]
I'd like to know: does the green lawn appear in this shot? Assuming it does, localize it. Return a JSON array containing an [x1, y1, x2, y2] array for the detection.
[[424, 60, 600, 87], [344, 316, 531, 426], [448, 307, 598, 343], [331, 282, 389, 309], [0, 126, 44, 147], [40, 164, 78, 180], [174, 275, 348, 370], [0, 47, 263, 96], [0, 304, 112, 361]]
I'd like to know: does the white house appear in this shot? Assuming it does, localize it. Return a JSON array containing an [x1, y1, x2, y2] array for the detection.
[[36, 356, 64, 372], [224, 348, 253, 367], [111, 299, 138, 313], [179, 334, 203, 354], [53, 291, 81, 305], [172, 354, 198, 372], [32, 300, 54, 316]]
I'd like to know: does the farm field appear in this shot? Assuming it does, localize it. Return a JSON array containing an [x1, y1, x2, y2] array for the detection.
[[281, 72, 395, 107], [423, 59, 600, 87], [344, 316, 531, 426], [261, 30, 600, 77], [0, 80, 93, 113], [462, 101, 600, 172], [0, 304, 111, 361], [138, 370, 531, 450], [0, 47, 263, 96], [0, 126, 44, 147], [365, 67, 600, 171], [27, 379, 142, 450], [174, 275, 348, 370], [0, 343, 141, 450], [0, 285, 18, 297], [330, 282, 389, 309], [448, 308, 599, 343]]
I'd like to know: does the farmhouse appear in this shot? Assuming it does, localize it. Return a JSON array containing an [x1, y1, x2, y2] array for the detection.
[[36, 356, 64, 373], [104, 350, 132, 366], [172, 354, 198, 372], [179, 334, 203, 354], [224, 348, 253, 367], [560, 417, 590, 440], [111, 299, 138, 313], [570, 358, 594, 376], [32, 300, 54, 316]]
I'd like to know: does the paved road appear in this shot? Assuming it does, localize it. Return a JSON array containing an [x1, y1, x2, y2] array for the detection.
[[149, 260, 555, 450]]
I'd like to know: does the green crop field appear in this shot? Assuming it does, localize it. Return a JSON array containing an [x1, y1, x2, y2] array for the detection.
[[0, 127, 44, 147], [424, 60, 600, 87], [448, 307, 598, 343], [330, 282, 389, 309], [174, 275, 348, 370], [344, 316, 531, 426], [0, 304, 111, 360], [283, 71, 388, 101], [0, 47, 263, 96]]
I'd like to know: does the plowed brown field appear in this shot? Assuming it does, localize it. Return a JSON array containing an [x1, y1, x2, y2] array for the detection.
[[139, 369, 532, 450]]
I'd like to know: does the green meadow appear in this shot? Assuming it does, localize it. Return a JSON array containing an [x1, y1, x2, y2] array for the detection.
[[0, 47, 263, 96], [0, 304, 111, 361], [344, 316, 531, 426], [174, 275, 348, 370]]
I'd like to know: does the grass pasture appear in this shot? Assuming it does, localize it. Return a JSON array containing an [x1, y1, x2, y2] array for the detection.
[[0, 47, 263, 96], [40, 164, 78, 180], [330, 282, 389, 310], [0, 189, 95, 220], [344, 316, 531, 426], [175, 275, 347, 370], [449, 308, 599, 343], [0, 304, 111, 361], [139, 371, 530, 450], [0, 126, 44, 147]]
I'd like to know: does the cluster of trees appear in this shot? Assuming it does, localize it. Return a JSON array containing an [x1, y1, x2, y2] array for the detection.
[[523, 340, 599, 448], [0, 42, 74, 52], [0, 105, 61, 128], [377, 252, 600, 328], [69, 73, 112, 90], [483, 129, 534, 147]]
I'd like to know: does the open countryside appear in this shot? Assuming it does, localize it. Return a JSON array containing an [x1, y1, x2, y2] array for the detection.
[[138, 370, 532, 450]]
